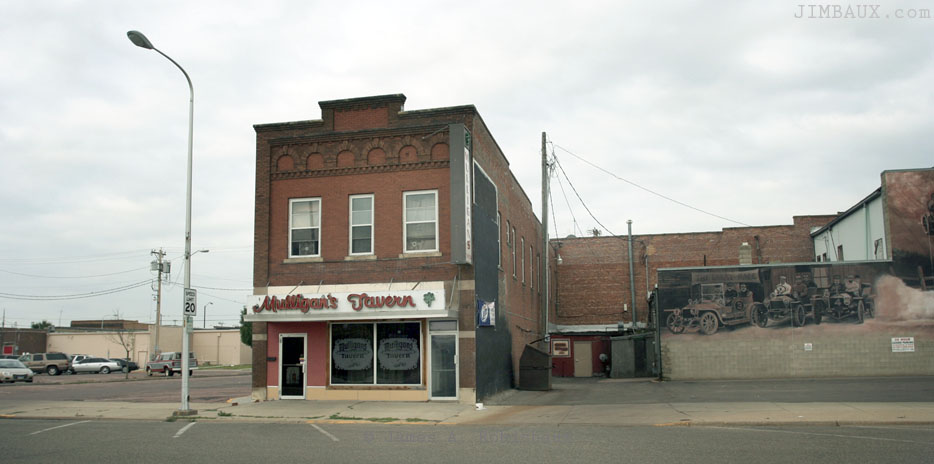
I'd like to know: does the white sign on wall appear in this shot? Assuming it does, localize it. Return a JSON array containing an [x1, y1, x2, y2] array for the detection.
[[892, 337, 915, 352], [250, 288, 445, 316]]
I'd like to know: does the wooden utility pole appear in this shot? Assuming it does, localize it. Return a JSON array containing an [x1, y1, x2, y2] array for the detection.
[[151, 249, 167, 356], [541, 132, 549, 340]]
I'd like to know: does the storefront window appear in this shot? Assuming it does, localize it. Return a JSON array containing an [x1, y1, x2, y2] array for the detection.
[[331, 324, 374, 384], [330, 322, 421, 385]]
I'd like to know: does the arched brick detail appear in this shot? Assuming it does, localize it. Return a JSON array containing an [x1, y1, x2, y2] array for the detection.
[[367, 148, 387, 166], [399, 145, 418, 164], [430, 143, 449, 161], [307, 153, 324, 170], [276, 154, 294, 171], [337, 150, 356, 168]]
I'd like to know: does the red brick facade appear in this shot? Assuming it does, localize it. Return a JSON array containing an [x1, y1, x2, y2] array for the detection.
[[551, 215, 836, 327], [251, 94, 544, 401]]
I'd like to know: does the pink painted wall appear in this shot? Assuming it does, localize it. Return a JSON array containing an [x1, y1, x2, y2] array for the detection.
[[266, 322, 328, 387]]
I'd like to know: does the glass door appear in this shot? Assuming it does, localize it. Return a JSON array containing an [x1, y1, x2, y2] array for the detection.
[[280, 334, 306, 399], [430, 333, 457, 399]]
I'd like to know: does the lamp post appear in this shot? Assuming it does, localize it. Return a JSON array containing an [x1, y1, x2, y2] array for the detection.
[[203, 302, 213, 329], [127, 30, 196, 415]]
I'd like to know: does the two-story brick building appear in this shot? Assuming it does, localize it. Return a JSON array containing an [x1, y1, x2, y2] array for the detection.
[[246, 94, 545, 403]]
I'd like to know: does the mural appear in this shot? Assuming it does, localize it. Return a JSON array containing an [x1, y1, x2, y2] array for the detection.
[[659, 261, 934, 336]]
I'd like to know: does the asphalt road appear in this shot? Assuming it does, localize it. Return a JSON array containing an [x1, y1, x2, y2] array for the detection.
[[490, 376, 934, 405], [1, 419, 932, 463], [0, 369, 250, 403]]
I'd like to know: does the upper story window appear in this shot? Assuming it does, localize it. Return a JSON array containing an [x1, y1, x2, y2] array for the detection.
[[290, 198, 321, 257], [511, 226, 517, 278], [349, 194, 374, 255], [404, 190, 438, 253], [497, 212, 502, 268], [521, 237, 526, 284]]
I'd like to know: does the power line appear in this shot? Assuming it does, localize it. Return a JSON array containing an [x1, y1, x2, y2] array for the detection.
[[552, 154, 619, 236], [552, 143, 752, 227], [0, 279, 154, 301], [0, 266, 150, 279]]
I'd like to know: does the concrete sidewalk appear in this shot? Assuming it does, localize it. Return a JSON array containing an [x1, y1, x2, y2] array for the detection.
[[2, 398, 934, 427]]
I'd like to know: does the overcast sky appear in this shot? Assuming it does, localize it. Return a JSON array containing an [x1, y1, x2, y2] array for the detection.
[[1, 1, 932, 330]]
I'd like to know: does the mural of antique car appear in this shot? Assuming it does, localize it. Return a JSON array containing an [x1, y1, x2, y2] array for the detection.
[[666, 281, 760, 335], [752, 275, 821, 328], [810, 275, 875, 323]]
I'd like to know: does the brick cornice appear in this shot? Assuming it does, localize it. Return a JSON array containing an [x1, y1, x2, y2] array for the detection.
[[266, 125, 449, 147], [271, 160, 450, 181]]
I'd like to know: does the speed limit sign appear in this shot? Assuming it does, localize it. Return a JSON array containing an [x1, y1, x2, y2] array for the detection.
[[184, 288, 197, 316]]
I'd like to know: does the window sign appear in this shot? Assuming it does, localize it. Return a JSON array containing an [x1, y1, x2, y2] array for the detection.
[[331, 322, 421, 385], [477, 299, 496, 327]]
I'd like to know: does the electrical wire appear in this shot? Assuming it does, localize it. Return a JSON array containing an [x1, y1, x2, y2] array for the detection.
[[552, 143, 752, 227], [0, 279, 154, 301], [0, 266, 151, 279], [552, 154, 619, 236]]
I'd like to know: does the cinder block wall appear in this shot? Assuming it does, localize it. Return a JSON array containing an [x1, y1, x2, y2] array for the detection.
[[663, 328, 934, 379]]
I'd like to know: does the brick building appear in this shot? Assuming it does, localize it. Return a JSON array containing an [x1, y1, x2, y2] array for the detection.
[[549, 214, 835, 377], [246, 94, 545, 403]]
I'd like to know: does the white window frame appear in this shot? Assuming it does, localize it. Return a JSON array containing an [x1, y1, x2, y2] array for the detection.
[[348, 194, 374, 255], [289, 197, 321, 258], [403, 190, 439, 253]]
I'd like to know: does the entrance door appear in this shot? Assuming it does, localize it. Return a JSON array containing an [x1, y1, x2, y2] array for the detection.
[[429, 320, 458, 400], [573, 341, 592, 377], [279, 334, 306, 399]]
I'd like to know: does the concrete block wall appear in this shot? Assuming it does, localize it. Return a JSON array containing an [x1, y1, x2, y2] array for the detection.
[[662, 328, 934, 380]]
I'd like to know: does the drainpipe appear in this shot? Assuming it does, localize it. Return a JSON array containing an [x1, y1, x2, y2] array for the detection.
[[627, 220, 636, 329]]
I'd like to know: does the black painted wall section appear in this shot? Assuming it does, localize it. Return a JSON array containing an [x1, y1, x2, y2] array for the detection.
[[473, 164, 512, 400]]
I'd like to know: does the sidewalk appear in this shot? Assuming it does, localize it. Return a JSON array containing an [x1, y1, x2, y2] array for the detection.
[[2, 397, 934, 427]]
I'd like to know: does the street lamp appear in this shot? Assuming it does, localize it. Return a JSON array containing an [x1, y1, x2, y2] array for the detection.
[[127, 30, 197, 415], [204, 302, 213, 329]]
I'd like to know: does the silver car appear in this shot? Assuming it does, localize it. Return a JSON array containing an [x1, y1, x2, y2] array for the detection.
[[71, 357, 121, 374], [0, 359, 35, 383]]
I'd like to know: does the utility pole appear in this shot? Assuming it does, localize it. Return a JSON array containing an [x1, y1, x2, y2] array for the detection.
[[541, 132, 549, 340], [628, 220, 637, 329], [151, 249, 168, 356]]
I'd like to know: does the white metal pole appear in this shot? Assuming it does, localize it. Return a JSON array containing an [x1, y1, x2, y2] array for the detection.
[[127, 31, 195, 413]]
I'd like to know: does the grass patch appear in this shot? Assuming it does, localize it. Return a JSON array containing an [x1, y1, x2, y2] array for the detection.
[[328, 414, 399, 423], [217, 411, 233, 417], [404, 418, 433, 423], [198, 364, 250, 370]]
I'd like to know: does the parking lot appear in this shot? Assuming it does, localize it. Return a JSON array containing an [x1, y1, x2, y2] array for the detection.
[[0, 367, 251, 402]]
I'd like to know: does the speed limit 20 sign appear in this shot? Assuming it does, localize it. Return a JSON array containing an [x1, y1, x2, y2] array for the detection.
[[184, 288, 197, 316]]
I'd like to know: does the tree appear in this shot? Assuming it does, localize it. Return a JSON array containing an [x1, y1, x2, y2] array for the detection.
[[240, 306, 252, 347], [107, 311, 136, 379], [31, 320, 54, 330]]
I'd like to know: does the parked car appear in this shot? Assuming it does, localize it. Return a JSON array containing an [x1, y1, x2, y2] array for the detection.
[[146, 352, 198, 377], [70, 357, 121, 374], [0, 359, 34, 383], [65, 354, 91, 374], [0, 354, 20, 360], [19, 352, 70, 375], [110, 358, 139, 372]]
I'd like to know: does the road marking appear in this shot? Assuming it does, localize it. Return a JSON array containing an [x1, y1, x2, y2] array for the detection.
[[708, 426, 933, 445], [29, 420, 90, 435], [311, 423, 339, 441], [174, 422, 197, 438]]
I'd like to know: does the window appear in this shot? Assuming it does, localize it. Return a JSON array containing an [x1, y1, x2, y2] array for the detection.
[[521, 237, 526, 284], [404, 190, 438, 252], [349, 194, 374, 255], [497, 212, 502, 267], [530, 245, 534, 289], [330, 322, 421, 385], [836, 245, 844, 261], [874, 238, 884, 259], [290, 198, 321, 257], [511, 226, 517, 278]]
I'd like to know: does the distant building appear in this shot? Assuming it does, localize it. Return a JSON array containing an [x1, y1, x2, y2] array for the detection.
[[69, 320, 150, 331]]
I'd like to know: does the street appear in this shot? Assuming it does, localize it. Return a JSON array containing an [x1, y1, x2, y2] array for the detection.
[[1, 419, 932, 463]]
